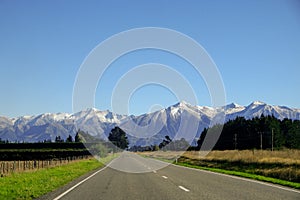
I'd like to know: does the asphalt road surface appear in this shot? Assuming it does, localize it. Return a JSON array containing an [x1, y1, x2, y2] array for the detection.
[[48, 152, 299, 200]]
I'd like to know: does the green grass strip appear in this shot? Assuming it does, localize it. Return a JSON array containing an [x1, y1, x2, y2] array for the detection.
[[0, 155, 117, 200], [176, 162, 300, 189]]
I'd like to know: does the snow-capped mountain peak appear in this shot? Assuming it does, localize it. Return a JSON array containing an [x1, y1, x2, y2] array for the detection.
[[0, 101, 299, 145], [248, 101, 266, 107], [224, 103, 242, 109], [173, 100, 190, 108]]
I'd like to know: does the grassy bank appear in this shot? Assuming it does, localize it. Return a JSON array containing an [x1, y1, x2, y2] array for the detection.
[[138, 150, 300, 189], [176, 162, 300, 189], [180, 150, 300, 183], [0, 154, 117, 200]]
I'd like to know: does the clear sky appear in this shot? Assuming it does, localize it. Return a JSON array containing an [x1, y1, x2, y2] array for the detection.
[[0, 0, 299, 117]]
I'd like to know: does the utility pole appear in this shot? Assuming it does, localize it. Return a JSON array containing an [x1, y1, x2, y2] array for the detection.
[[260, 132, 263, 150], [271, 128, 274, 151], [234, 133, 237, 150]]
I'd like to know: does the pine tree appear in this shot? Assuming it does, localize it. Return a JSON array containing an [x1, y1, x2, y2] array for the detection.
[[159, 135, 172, 149], [108, 127, 129, 150], [55, 135, 63, 143], [75, 130, 82, 142], [66, 135, 73, 143]]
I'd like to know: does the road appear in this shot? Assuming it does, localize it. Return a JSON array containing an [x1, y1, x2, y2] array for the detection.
[[48, 152, 299, 200]]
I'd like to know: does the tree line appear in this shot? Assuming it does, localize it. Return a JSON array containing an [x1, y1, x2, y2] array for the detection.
[[0, 130, 83, 144], [54, 131, 82, 143], [1, 115, 299, 153], [197, 115, 300, 150], [115, 115, 300, 151]]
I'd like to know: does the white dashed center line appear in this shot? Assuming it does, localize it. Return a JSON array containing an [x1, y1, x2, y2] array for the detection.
[[179, 186, 190, 192], [162, 176, 168, 179]]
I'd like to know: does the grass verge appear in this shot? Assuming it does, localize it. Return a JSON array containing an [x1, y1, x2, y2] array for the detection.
[[0, 154, 118, 200], [138, 150, 300, 189], [139, 152, 300, 190], [175, 162, 300, 189]]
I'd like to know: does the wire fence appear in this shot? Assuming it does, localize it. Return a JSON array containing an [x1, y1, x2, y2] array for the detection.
[[0, 155, 92, 176]]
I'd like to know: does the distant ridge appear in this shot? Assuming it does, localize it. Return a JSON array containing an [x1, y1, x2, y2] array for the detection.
[[0, 101, 299, 146]]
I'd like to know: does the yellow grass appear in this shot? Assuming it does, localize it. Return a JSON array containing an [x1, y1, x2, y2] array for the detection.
[[139, 149, 300, 165], [183, 149, 300, 165], [138, 150, 300, 182]]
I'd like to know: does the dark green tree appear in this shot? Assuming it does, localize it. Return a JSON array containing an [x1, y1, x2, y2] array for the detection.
[[287, 120, 300, 149], [197, 128, 208, 150], [66, 135, 73, 143], [55, 135, 63, 143], [196, 115, 300, 150], [75, 130, 82, 142], [159, 135, 172, 149], [108, 126, 129, 150]]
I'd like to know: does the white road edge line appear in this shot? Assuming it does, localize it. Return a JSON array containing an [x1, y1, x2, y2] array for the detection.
[[53, 160, 114, 200], [148, 157, 300, 194], [179, 185, 190, 192], [162, 175, 168, 179], [172, 163, 300, 194]]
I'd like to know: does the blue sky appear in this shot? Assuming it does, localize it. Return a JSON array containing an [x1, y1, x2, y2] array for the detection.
[[0, 0, 299, 117]]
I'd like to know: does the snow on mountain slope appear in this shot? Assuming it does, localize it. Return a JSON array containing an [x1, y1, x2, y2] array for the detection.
[[0, 101, 299, 145], [0, 116, 13, 129], [225, 101, 300, 120], [222, 103, 245, 114]]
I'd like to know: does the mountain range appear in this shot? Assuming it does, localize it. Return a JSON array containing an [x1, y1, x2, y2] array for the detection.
[[1, 101, 300, 146]]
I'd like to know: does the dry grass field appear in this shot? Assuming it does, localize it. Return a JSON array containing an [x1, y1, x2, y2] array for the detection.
[[183, 150, 300, 164], [138, 150, 300, 182]]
